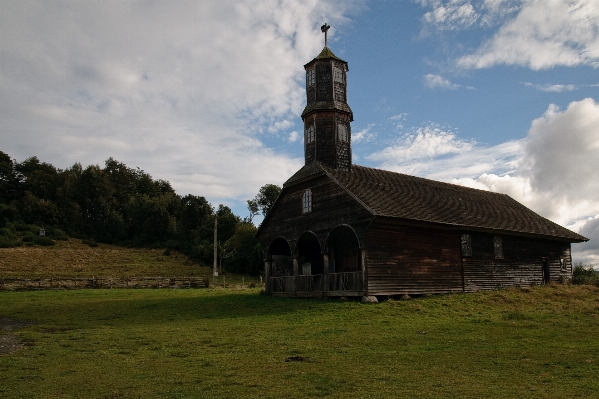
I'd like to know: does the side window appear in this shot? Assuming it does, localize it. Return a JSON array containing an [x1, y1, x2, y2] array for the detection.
[[306, 125, 315, 143], [302, 190, 312, 214], [461, 234, 472, 257], [307, 69, 315, 87], [493, 236, 503, 259], [560, 258, 567, 272], [337, 124, 347, 142], [334, 67, 344, 83]]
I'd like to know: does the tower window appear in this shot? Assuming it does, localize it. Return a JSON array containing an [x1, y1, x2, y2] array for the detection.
[[334, 67, 344, 83], [307, 69, 315, 87], [306, 125, 315, 143], [302, 190, 312, 214], [337, 124, 347, 142]]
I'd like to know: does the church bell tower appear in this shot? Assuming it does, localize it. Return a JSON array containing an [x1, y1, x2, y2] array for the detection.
[[301, 23, 353, 171]]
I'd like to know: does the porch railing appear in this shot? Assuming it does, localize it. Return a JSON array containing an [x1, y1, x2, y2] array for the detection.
[[327, 272, 364, 292], [269, 271, 364, 294]]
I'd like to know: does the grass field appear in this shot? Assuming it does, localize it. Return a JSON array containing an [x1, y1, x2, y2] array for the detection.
[[1, 284, 599, 398]]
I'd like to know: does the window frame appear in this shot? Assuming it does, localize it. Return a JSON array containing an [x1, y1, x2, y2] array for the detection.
[[302, 189, 312, 214], [307, 68, 315, 87], [334, 67, 344, 83], [306, 124, 315, 144], [461, 233, 472, 257], [493, 236, 504, 259], [337, 123, 347, 142]]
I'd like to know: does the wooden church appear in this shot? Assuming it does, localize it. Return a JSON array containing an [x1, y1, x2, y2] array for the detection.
[[256, 25, 588, 299]]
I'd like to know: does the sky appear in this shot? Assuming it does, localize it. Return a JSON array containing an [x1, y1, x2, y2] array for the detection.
[[1, 0, 598, 265]]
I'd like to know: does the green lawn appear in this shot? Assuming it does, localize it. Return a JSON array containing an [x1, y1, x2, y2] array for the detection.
[[1, 285, 599, 398]]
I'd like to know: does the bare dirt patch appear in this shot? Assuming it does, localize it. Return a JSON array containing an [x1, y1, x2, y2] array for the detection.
[[0, 318, 32, 354]]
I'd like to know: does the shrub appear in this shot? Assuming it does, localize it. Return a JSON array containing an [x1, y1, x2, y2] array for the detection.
[[34, 236, 55, 246], [21, 232, 36, 242], [82, 239, 98, 247], [49, 228, 68, 241], [0, 227, 16, 239], [0, 237, 21, 248], [572, 263, 599, 286]]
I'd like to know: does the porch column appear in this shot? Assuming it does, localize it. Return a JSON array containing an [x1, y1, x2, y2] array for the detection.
[[323, 253, 329, 292], [292, 257, 299, 294], [264, 260, 271, 292], [361, 248, 367, 294]]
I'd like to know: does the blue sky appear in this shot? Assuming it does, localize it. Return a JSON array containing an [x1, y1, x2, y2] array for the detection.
[[1, 0, 598, 264]]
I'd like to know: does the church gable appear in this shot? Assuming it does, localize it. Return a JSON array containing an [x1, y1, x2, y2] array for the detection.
[[256, 172, 373, 252]]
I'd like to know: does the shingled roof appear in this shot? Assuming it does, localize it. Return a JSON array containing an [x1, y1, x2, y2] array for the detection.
[[284, 163, 587, 242], [304, 46, 347, 67]]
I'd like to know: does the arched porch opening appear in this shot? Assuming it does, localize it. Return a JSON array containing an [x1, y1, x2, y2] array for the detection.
[[325, 225, 364, 293], [268, 237, 293, 277], [266, 237, 293, 294], [296, 232, 324, 276], [326, 225, 361, 273]]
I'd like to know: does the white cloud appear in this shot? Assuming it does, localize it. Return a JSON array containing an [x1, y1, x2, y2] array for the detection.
[[457, 0, 599, 70], [352, 124, 376, 143], [421, 0, 478, 31], [524, 82, 578, 92], [368, 124, 475, 165], [389, 113, 409, 131], [524, 82, 599, 92], [418, 0, 522, 31], [523, 98, 599, 212], [0, 0, 361, 211], [571, 216, 599, 267], [288, 131, 300, 143], [374, 136, 521, 182], [424, 74, 461, 90]]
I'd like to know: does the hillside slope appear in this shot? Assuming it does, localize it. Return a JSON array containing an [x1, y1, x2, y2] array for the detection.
[[0, 239, 208, 279]]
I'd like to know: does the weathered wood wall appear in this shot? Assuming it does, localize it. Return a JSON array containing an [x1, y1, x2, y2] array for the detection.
[[365, 218, 463, 295], [463, 232, 571, 292]]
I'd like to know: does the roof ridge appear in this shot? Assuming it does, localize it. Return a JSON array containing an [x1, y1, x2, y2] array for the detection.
[[349, 164, 513, 197]]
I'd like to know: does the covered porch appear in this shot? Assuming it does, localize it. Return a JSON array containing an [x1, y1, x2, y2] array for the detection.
[[264, 225, 366, 297]]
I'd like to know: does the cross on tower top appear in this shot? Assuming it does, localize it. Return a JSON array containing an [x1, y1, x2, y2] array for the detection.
[[321, 23, 330, 48]]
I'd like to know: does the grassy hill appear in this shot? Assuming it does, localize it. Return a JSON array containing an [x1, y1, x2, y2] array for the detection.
[[1, 285, 598, 398], [0, 239, 206, 279], [0, 239, 261, 288]]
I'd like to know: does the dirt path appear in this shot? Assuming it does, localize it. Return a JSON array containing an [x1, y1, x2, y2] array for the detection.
[[0, 318, 32, 354]]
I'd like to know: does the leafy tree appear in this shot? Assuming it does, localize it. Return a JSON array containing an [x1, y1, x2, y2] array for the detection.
[[225, 222, 263, 275], [0, 151, 18, 203], [129, 192, 179, 245], [15, 157, 59, 201], [72, 164, 115, 237], [247, 184, 282, 222], [216, 204, 240, 244]]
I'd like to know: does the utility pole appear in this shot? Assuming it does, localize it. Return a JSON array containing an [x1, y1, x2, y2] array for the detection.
[[213, 214, 217, 287]]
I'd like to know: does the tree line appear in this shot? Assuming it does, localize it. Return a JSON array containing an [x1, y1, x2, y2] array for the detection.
[[0, 150, 281, 275]]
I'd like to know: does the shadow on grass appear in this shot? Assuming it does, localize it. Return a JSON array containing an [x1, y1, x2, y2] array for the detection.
[[0, 289, 349, 329]]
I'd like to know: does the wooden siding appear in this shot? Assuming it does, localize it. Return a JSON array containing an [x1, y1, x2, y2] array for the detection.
[[365, 218, 463, 295], [257, 174, 373, 255], [463, 233, 572, 292]]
